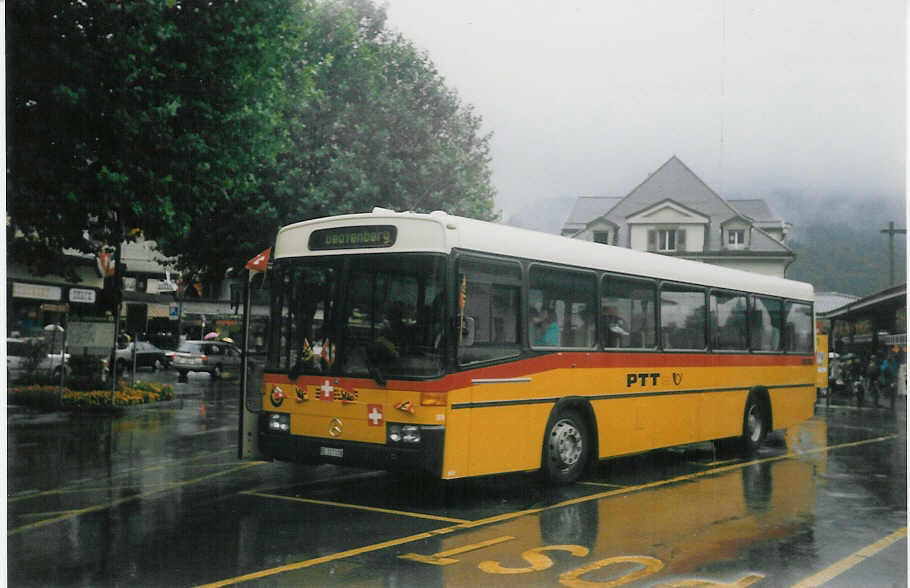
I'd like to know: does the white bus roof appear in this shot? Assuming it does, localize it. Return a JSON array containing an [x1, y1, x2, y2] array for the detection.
[[275, 209, 814, 302]]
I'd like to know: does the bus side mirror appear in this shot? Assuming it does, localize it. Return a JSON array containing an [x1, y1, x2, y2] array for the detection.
[[461, 317, 475, 346]]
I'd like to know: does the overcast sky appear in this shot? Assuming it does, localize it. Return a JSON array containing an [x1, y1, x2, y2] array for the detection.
[[383, 0, 906, 224]]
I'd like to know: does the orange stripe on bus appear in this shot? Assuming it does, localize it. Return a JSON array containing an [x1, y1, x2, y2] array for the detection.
[[264, 351, 814, 392]]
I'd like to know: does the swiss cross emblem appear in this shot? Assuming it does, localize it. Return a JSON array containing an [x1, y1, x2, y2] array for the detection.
[[367, 404, 384, 426], [320, 380, 334, 401]]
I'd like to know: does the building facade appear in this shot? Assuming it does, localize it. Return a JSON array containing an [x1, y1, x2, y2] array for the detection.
[[561, 156, 795, 277]]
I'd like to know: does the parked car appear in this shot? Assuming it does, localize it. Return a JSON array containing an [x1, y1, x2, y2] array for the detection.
[[174, 340, 242, 378], [114, 341, 168, 373], [7, 337, 71, 382]]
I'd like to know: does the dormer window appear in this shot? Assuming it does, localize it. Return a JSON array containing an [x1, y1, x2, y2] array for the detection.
[[658, 229, 677, 251], [728, 229, 745, 246], [647, 228, 686, 252], [593, 230, 610, 244]]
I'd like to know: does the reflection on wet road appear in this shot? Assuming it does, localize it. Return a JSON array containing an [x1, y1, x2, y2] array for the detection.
[[7, 372, 907, 587]]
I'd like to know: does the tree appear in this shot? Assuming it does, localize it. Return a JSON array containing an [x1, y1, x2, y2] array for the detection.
[[7, 0, 304, 281], [8, 0, 497, 285], [272, 0, 497, 223]]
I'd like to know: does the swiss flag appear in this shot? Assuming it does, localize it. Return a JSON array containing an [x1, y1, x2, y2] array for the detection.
[[245, 248, 271, 274], [367, 404, 384, 426]]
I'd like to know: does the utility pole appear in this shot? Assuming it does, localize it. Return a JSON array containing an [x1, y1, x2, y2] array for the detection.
[[880, 221, 907, 286]]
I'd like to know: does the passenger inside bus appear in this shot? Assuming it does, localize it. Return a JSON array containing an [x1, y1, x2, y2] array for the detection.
[[532, 306, 560, 346], [602, 306, 630, 347]]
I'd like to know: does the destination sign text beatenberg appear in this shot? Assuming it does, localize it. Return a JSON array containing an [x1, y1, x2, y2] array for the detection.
[[309, 225, 398, 250]]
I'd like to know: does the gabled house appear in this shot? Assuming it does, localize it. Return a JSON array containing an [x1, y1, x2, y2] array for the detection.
[[561, 156, 795, 277]]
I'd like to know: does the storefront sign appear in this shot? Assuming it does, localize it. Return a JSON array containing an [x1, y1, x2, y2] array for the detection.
[[148, 304, 171, 318], [69, 321, 115, 348], [69, 288, 97, 304], [41, 303, 70, 313], [12, 282, 62, 301]]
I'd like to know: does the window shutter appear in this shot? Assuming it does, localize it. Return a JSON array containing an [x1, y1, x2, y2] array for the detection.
[[677, 229, 686, 252], [647, 229, 656, 251]]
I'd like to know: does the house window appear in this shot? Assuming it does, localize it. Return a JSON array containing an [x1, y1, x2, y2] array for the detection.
[[728, 229, 745, 246], [593, 231, 610, 244], [647, 228, 686, 252]]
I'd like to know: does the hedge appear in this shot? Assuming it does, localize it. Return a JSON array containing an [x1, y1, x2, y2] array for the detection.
[[8, 381, 175, 411]]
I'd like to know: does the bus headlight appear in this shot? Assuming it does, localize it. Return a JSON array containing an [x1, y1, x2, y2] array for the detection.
[[388, 424, 421, 444], [268, 413, 290, 433]]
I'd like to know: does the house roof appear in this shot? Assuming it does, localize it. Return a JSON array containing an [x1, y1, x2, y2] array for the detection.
[[727, 198, 788, 231], [570, 156, 791, 255], [561, 196, 621, 233]]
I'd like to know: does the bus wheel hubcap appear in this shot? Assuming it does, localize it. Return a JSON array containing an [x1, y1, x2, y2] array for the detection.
[[747, 405, 762, 442], [550, 419, 582, 469]]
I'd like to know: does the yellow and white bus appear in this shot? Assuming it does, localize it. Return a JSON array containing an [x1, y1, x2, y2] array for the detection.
[[241, 208, 816, 484]]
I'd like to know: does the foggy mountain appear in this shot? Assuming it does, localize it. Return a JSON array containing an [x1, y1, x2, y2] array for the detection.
[[504, 191, 906, 297]]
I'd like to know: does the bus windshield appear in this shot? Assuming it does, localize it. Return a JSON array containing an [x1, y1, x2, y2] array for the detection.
[[267, 254, 447, 381]]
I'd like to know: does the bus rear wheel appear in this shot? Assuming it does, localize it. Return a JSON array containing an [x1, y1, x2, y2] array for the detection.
[[741, 395, 766, 455], [542, 408, 590, 485]]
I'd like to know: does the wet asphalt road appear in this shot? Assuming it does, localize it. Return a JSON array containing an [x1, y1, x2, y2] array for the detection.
[[7, 369, 907, 587]]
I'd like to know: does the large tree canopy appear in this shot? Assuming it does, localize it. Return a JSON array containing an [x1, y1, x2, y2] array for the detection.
[[8, 0, 497, 284]]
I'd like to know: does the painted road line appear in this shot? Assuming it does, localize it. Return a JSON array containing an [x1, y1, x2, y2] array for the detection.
[[790, 527, 908, 588], [242, 490, 471, 524], [400, 535, 516, 565], [579, 482, 628, 489], [195, 524, 473, 588], [547, 435, 898, 512], [200, 434, 898, 587], [9, 449, 239, 503], [17, 510, 82, 519], [249, 471, 386, 496], [8, 462, 266, 536], [690, 458, 742, 467]]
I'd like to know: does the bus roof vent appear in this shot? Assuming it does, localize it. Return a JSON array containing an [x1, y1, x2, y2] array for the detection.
[[372, 207, 397, 215]]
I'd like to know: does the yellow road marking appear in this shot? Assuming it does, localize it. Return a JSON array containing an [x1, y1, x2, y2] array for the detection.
[[790, 527, 907, 588], [400, 535, 516, 565], [8, 462, 266, 536], [9, 448, 238, 503], [17, 510, 81, 519], [195, 525, 469, 588], [11, 481, 194, 496], [579, 481, 627, 489], [242, 490, 470, 524], [200, 434, 898, 587], [249, 471, 385, 495], [690, 458, 741, 467]]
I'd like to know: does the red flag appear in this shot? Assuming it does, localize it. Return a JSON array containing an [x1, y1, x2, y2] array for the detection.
[[246, 248, 271, 273]]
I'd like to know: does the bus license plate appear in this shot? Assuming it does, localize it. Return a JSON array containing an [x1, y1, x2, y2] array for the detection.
[[320, 447, 343, 458]]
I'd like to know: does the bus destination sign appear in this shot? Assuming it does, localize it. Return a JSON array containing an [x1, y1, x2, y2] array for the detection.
[[309, 225, 397, 251]]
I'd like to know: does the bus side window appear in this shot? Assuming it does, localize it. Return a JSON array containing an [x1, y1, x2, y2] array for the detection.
[[750, 296, 782, 351], [710, 291, 748, 350], [784, 301, 813, 353], [601, 275, 657, 349], [529, 266, 596, 349], [457, 257, 522, 365], [660, 284, 707, 350]]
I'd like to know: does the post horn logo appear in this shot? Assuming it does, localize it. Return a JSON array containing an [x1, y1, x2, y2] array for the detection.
[[328, 418, 343, 438], [271, 386, 286, 407], [672, 372, 683, 386]]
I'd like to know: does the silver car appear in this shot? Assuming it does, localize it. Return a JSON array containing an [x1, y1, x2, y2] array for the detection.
[[174, 340, 242, 378], [7, 338, 71, 382]]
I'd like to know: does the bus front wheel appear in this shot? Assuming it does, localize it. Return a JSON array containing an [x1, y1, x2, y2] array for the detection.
[[542, 408, 590, 485], [741, 395, 766, 455]]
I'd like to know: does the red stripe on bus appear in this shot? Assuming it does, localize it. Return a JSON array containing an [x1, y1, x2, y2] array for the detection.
[[262, 351, 812, 393]]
